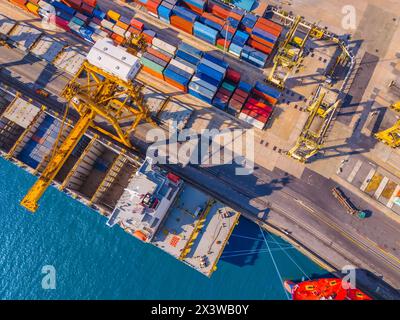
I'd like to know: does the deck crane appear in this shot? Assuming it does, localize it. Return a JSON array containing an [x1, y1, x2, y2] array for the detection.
[[288, 90, 340, 162], [267, 16, 311, 89], [20, 51, 154, 213]]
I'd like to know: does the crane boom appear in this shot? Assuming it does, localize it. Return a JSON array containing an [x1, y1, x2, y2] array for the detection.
[[20, 109, 95, 212]]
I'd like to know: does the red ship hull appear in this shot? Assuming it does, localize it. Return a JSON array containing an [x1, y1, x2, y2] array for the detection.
[[284, 278, 372, 300]]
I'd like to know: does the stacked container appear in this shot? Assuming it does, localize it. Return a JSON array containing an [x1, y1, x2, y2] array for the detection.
[[212, 67, 240, 110], [170, 6, 197, 34], [189, 52, 227, 104], [240, 13, 257, 33], [227, 83, 250, 116], [157, 1, 175, 23], [229, 30, 249, 58], [193, 21, 218, 45], [199, 12, 224, 33], [181, 0, 207, 15], [145, 0, 162, 18], [241, 45, 268, 68], [249, 17, 283, 55], [140, 46, 171, 80]]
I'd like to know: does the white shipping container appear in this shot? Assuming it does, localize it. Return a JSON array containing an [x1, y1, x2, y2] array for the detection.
[[0, 14, 16, 36], [87, 38, 141, 82], [190, 76, 218, 92], [101, 19, 114, 31], [169, 59, 195, 75], [238, 112, 265, 129], [89, 22, 101, 30], [112, 24, 126, 37], [152, 37, 176, 55]]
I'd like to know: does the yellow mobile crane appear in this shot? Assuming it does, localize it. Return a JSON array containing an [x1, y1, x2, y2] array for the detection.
[[375, 102, 400, 148], [267, 16, 311, 89], [288, 92, 340, 162], [20, 61, 154, 212], [307, 84, 340, 118]]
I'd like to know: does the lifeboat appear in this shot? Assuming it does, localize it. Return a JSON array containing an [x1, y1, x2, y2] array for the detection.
[[284, 278, 372, 300]]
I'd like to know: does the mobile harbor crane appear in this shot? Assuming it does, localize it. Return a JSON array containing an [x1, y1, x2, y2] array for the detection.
[[288, 89, 340, 162], [20, 52, 154, 212], [374, 103, 400, 148]]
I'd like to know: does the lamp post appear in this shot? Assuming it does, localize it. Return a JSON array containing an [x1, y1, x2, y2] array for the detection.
[[222, 19, 231, 61]]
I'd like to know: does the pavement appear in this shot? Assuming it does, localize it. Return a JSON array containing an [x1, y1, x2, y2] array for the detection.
[[1, 0, 400, 298]]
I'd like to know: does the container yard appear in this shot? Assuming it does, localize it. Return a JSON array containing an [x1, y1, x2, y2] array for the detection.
[[2, 0, 400, 302]]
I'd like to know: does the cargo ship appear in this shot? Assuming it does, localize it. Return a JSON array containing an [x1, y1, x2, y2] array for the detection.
[[284, 278, 372, 300]]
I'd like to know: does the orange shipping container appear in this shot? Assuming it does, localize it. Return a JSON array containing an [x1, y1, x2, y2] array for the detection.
[[250, 34, 275, 49], [10, 0, 27, 9], [201, 12, 225, 26], [208, 2, 230, 19], [146, 47, 171, 63], [142, 65, 165, 81], [111, 33, 124, 45], [184, 2, 204, 15], [170, 15, 193, 34], [165, 76, 187, 92], [254, 21, 281, 37], [247, 38, 272, 55], [116, 20, 130, 30], [256, 18, 283, 33]]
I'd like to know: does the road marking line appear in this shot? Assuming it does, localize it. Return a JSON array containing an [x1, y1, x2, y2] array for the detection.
[[360, 168, 376, 192], [387, 185, 400, 209], [347, 160, 363, 183], [374, 176, 389, 199]]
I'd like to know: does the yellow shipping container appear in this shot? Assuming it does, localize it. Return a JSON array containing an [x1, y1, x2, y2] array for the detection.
[[26, 2, 39, 15], [107, 10, 121, 22]]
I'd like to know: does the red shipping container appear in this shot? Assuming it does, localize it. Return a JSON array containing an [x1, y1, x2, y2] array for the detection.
[[226, 68, 241, 83], [142, 65, 165, 81], [62, 0, 82, 10], [234, 89, 249, 99], [146, 47, 171, 63], [101, 28, 113, 37], [55, 16, 70, 31], [82, 0, 97, 6], [247, 98, 273, 112], [146, 0, 161, 15], [243, 103, 271, 118], [165, 76, 187, 92], [216, 38, 230, 49], [250, 34, 275, 49], [128, 26, 142, 35], [241, 108, 269, 123], [208, 2, 230, 19], [170, 15, 193, 34], [218, 87, 232, 96], [247, 38, 273, 54], [254, 21, 282, 37], [252, 88, 278, 106], [80, 3, 94, 16], [228, 99, 243, 111], [130, 18, 144, 31], [228, 11, 243, 21], [142, 32, 154, 44], [92, 17, 102, 25], [256, 18, 283, 33], [231, 93, 246, 104], [183, 2, 204, 15], [201, 13, 225, 26], [216, 92, 229, 101]]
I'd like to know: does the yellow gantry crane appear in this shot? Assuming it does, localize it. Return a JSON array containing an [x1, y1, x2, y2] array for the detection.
[[268, 16, 311, 89], [20, 61, 154, 212], [288, 90, 340, 162], [374, 101, 400, 148]]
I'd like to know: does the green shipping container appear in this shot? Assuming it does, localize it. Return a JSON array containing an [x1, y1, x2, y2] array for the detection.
[[140, 57, 165, 74], [222, 81, 236, 92]]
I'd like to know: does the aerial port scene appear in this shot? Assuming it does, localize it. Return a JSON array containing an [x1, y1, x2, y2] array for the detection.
[[0, 0, 399, 304]]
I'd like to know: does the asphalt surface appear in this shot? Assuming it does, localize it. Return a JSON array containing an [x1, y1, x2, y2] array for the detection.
[[0, 4, 399, 298]]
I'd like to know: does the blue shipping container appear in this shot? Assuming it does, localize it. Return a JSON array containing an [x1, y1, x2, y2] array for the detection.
[[203, 52, 229, 69], [197, 63, 224, 82], [178, 42, 203, 59], [164, 67, 190, 86], [172, 6, 198, 22], [175, 49, 200, 65], [255, 81, 281, 99]]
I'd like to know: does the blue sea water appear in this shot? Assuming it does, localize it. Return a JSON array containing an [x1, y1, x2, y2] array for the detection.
[[0, 157, 327, 299]]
